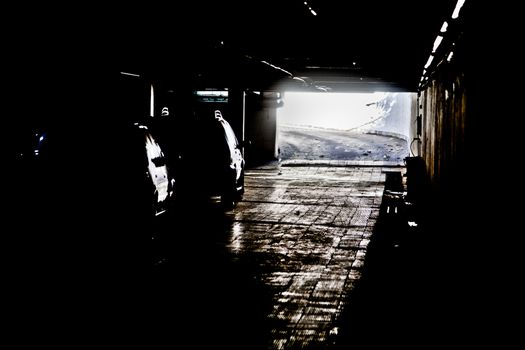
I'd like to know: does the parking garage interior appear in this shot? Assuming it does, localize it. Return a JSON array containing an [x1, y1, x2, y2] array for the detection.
[[5, 1, 517, 348]]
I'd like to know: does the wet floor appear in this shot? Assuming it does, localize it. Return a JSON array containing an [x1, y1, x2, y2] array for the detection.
[[152, 163, 398, 349]]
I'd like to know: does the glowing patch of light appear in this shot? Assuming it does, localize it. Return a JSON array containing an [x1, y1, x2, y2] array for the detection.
[[230, 222, 244, 253], [451, 0, 466, 19], [424, 55, 434, 69], [310, 9, 317, 16], [432, 36, 443, 53], [447, 51, 454, 62], [408, 221, 418, 227], [39, 135, 44, 142], [440, 21, 448, 33]]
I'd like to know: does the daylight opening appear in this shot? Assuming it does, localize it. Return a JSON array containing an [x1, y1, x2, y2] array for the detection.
[[277, 92, 414, 162]]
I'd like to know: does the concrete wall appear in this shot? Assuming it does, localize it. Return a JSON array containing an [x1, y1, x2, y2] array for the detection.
[[369, 92, 415, 141], [416, 65, 468, 194]]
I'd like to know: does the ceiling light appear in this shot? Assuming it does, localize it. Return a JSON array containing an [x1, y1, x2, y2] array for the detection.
[[432, 36, 443, 53], [440, 21, 448, 33], [303, 1, 317, 16], [424, 55, 434, 69], [451, 0, 466, 19], [120, 72, 140, 77]]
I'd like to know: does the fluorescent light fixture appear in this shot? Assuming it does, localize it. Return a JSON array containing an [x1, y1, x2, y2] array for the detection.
[[261, 60, 292, 76], [150, 84, 154, 117], [304, 1, 317, 16], [195, 90, 228, 97], [447, 51, 454, 62], [424, 55, 434, 69], [120, 72, 140, 77], [432, 36, 443, 53], [451, 0, 466, 19], [440, 21, 448, 33]]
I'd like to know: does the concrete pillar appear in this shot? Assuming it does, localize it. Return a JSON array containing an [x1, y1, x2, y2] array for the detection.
[[244, 91, 282, 164], [226, 88, 246, 145]]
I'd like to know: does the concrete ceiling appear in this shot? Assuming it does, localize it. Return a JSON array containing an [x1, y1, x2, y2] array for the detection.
[[126, 0, 459, 91], [11, 1, 460, 92]]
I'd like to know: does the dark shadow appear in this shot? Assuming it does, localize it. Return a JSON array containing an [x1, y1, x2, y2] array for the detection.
[[151, 200, 273, 350], [333, 171, 435, 348]]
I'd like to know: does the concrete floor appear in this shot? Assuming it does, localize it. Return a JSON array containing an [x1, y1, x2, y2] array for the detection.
[[153, 162, 404, 349], [279, 125, 408, 162]]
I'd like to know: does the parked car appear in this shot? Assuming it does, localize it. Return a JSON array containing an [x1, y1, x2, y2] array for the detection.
[[12, 120, 175, 231], [205, 110, 245, 207], [154, 108, 244, 207]]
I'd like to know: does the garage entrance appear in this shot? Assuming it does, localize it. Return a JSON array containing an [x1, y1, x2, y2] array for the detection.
[[277, 92, 414, 163]]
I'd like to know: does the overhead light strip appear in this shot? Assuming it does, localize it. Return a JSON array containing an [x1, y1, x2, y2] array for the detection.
[[303, 1, 317, 17], [419, 0, 467, 89], [120, 72, 140, 77], [451, 0, 466, 19], [432, 36, 443, 53], [261, 60, 292, 76], [440, 21, 448, 33]]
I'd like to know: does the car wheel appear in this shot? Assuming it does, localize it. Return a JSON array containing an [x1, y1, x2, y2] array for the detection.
[[221, 172, 238, 209], [234, 170, 244, 201]]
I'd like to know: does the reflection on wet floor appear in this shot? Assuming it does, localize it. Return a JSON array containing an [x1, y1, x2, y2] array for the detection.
[[153, 164, 390, 349]]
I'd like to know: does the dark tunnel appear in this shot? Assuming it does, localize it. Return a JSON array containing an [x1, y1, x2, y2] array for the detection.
[[4, 1, 516, 348]]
